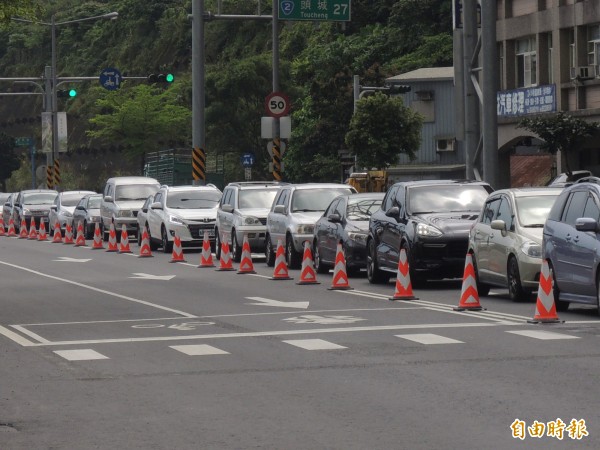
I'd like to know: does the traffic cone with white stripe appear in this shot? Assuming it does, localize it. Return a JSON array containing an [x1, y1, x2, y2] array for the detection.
[[118, 224, 132, 253], [237, 235, 256, 274], [216, 233, 235, 271], [389, 248, 418, 300], [138, 225, 153, 258], [328, 242, 352, 290], [270, 239, 293, 280], [91, 222, 104, 249], [198, 230, 214, 267], [75, 221, 86, 247], [19, 219, 29, 239], [7, 218, 16, 237], [453, 253, 484, 311], [37, 220, 48, 241], [52, 221, 62, 243], [296, 241, 319, 285], [106, 222, 118, 252], [170, 232, 186, 262], [528, 259, 563, 324], [28, 221, 38, 240], [0, 217, 5, 236], [63, 222, 74, 244]]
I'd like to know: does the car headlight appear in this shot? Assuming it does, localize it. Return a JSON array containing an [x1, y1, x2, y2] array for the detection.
[[416, 222, 442, 237], [296, 224, 315, 234], [22, 208, 31, 216], [117, 210, 133, 217], [169, 215, 185, 225], [91, 216, 101, 223], [348, 232, 368, 244], [241, 216, 261, 225], [521, 240, 541, 258]]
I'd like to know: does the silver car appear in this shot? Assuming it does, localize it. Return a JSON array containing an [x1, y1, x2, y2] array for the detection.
[[49, 190, 96, 234], [72, 193, 103, 239], [136, 195, 156, 245], [469, 187, 562, 301], [265, 183, 357, 268], [13, 189, 58, 232], [1, 192, 13, 229]]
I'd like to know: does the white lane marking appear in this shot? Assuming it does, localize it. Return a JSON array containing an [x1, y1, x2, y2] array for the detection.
[[0, 325, 36, 347], [283, 315, 366, 325], [29, 322, 505, 347], [283, 339, 347, 350], [54, 349, 109, 361], [19, 316, 196, 327], [395, 333, 464, 345], [246, 296, 309, 309], [170, 344, 230, 356], [129, 273, 176, 280], [53, 257, 92, 262], [0, 261, 195, 318], [10, 325, 51, 344], [506, 330, 580, 340]]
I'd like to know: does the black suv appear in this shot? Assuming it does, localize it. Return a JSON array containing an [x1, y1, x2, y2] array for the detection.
[[367, 180, 493, 284]]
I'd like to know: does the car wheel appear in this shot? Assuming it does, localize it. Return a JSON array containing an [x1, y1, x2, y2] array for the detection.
[[161, 226, 172, 253], [596, 273, 600, 317], [148, 225, 159, 251], [231, 231, 242, 263], [401, 242, 424, 287], [286, 236, 302, 269], [84, 221, 93, 239], [103, 224, 109, 242], [313, 239, 329, 274], [215, 230, 222, 260], [367, 238, 389, 284], [507, 256, 528, 302], [471, 254, 491, 296], [548, 262, 569, 312], [136, 227, 142, 246], [265, 235, 275, 267]]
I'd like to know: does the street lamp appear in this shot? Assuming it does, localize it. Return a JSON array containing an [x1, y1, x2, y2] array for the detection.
[[12, 11, 118, 189]]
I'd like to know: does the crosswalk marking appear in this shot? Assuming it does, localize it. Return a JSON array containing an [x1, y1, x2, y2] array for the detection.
[[54, 349, 109, 361], [170, 344, 230, 356], [395, 333, 464, 345], [506, 330, 580, 340], [283, 339, 347, 350]]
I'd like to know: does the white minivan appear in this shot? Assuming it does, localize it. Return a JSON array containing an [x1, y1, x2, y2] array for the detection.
[[100, 176, 160, 241]]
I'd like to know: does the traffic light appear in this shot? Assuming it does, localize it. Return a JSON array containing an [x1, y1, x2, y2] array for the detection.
[[388, 85, 411, 94], [57, 88, 77, 98], [147, 73, 174, 84]]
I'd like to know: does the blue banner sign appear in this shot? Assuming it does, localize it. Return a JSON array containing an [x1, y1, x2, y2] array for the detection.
[[497, 84, 556, 117]]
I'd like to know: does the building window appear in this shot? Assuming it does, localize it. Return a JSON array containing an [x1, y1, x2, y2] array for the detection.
[[548, 33, 553, 83], [516, 36, 537, 87], [587, 24, 600, 67]]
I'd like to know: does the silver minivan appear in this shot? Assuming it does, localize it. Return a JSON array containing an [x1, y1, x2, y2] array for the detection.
[[100, 176, 160, 240]]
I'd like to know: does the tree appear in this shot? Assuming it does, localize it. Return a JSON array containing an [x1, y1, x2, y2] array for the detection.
[[518, 111, 600, 176], [0, 132, 20, 191], [345, 92, 422, 169], [0, 0, 39, 26]]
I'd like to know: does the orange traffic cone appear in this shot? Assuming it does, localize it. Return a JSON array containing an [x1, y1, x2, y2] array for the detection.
[[170, 232, 186, 262], [7, 218, 16, 237], [237, 235, 256, 274], [118, 224, 132, 253], [63, 222, 74, 244], [37, 220, 48, 241], [74, 221, 86, 247], [198, 230, 214, 268], [453, 253, 485, 311], [18, 219, 29, 239], [138, 225, 153, 258], [270, 239, 293, 280], [91, 223, 104, 249], [106, 223, 118, 252], [528, 259, 563, 324], [296, 241, 319, 285], [328, 242, 352, 290], [0, 217, 5, 236], [216, 233, 235, 271], [389, 248, 418, 300], [28, 221, 38, 240], [52, 221, 62, 243]]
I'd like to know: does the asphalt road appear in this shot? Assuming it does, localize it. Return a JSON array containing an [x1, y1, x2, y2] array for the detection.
[[1, 234, 599, 449]]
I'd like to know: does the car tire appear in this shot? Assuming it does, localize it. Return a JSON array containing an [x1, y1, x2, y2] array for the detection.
[[215, 230, 222, 260], [83, 221, 92, 239], [231, 231, 242, 263], [596, 273, 600, 317], [471, 253, 491, 296], [548, 262, 569, 312], [103, 224, 109, 242], [286, 236, 302, 269], [313, 240, 329, 274], [401, 242, 425, 287], [148, 225, 159, 251], [136, 227, 142, 246], [265, 235, 275, 267], [507, 256, 528, 302], [161, 226, 172, 253], [367, 238, 389, 284]]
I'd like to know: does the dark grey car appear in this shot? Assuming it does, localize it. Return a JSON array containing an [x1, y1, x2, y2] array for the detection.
[[72, 194, 103, 239]]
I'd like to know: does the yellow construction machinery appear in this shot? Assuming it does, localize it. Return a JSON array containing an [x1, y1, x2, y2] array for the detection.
[[346, 170, 388, 193]]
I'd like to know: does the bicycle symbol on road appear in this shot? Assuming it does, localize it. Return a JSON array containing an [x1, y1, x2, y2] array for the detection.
[[131, 321, 215, 331]]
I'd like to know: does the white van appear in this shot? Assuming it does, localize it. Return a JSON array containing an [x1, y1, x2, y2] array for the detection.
[[100, 176, 160, 240]]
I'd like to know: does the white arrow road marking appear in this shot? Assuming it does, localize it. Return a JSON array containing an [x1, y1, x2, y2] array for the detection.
[[246, 296, 309, 309], [53, 257, 92, 262], [129, 273, 176, 281]]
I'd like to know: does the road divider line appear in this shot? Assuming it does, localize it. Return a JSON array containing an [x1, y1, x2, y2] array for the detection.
[[0, 260, 196, 318], [17, 316, 196, 327], [0, 325, 36, 346], [10, 325, 51, 343]]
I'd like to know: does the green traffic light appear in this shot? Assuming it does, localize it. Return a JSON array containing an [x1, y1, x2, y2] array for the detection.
[[68, 89, 77, 97], [165, 73, 174, 83]]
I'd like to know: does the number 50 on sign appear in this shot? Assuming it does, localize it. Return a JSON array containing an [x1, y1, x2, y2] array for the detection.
[[265, 92, 290, 118]]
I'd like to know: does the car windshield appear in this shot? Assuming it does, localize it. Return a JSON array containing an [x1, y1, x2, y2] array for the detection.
[[23, 192, 57, 205], [408, 185, 490, 214], [115, 184, 159, 201], [239, 189, 279, 209], [347, 197, 383, 221], [62, 193, 90, 207], [516, 195, 559, 227], [88, 196, 102, 209], [291, 188, 354, 212], [166, 190, 222, 209]]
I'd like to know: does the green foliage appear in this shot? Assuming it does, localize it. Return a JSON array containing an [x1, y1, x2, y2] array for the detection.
[[345, 92, 422, 169], [518, 112, 600, 175], [0, 0, 41, 26], [0, 132, 19, 190]]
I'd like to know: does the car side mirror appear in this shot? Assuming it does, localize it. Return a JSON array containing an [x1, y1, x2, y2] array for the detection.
[[4, 202, 9, 207], [328, 213, 341, 223], [50, 205, 57, 211], [150, 202, 163, 210], [76, 205, 86, 211], [274, 205, 286, 214], [222, 204, 234, 213], [385, 206, 400, 218], [104, 196, 114, 203], [575, 217, 598, 232], [490, 219, 506, 231]]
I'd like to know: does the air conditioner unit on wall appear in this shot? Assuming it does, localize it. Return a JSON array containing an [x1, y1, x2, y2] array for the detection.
[[436, 139, 455, 152], [570, 66, 595, 80]]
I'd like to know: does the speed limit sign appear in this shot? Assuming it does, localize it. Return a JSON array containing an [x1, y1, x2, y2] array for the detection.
[[265, 92, 290, 118]]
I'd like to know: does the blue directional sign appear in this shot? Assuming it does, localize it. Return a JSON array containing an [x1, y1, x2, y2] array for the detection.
[[241, 152, 256, 167], [99, 67, 122, 91]]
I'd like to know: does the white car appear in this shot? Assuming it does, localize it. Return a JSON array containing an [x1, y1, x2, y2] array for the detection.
[[49, 190, 96, 234], [147, 185, 222, 253]]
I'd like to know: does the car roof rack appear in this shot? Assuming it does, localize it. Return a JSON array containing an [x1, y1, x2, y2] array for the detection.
[[575, 176, 600, 185]]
